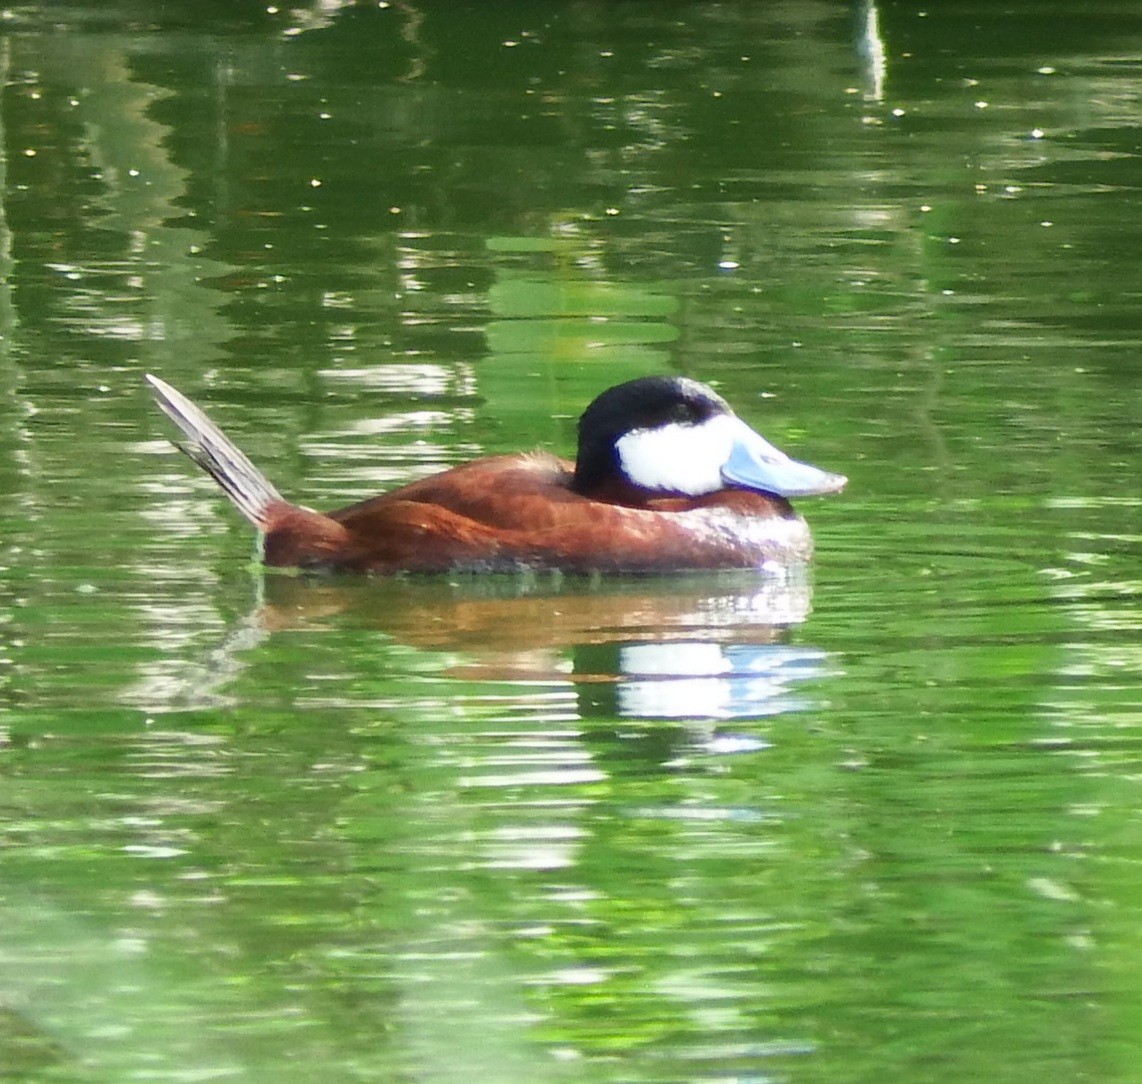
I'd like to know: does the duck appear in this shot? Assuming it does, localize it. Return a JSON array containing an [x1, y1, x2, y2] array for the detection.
[[145, 373, 845, 574]]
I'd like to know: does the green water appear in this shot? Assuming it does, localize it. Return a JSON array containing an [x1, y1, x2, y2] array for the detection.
[[0, 2, 1139, 1081]]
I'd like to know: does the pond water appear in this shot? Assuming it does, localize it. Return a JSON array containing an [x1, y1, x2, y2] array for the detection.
[[1, 2, 1139, 1081]]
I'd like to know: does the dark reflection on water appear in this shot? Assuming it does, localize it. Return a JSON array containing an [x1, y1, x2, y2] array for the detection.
[[0, 1, 1140, 1082]]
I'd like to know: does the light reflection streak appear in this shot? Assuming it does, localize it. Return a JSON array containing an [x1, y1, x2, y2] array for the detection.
[[858, 1, 887, 103]]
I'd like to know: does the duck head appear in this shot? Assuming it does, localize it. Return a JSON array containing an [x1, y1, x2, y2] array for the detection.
[[572, 375, 846, 499]]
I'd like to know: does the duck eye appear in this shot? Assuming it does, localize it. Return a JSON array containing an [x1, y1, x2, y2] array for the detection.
[[670, 402, 699, 424]]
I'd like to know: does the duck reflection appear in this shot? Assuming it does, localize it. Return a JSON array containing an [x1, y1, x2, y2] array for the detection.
[[252, 571, 828, 724], [135, 570, 832, 725]]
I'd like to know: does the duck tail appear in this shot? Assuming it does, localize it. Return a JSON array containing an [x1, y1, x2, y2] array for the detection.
[[146, 373, 284, 530]]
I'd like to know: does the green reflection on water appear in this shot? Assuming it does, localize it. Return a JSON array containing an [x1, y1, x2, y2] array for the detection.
[[0, 1, 1140, 1082]]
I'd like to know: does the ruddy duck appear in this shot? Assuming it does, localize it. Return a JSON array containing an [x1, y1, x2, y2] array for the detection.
[[146, 373, 845, 574]]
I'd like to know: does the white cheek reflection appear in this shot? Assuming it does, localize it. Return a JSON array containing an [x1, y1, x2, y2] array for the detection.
[[615, 416, 736, 494], [614, 641, 827, 721], [616, 643, 733, 719]]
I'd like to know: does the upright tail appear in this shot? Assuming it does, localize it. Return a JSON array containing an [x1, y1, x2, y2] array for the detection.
[[146, 374, 284, 530]]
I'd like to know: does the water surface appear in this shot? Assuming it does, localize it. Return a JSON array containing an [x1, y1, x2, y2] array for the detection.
[[0, 3, 1139, 1082]]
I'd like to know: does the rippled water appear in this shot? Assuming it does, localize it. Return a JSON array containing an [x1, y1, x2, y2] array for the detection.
[[0, 3, 1139, 1082]]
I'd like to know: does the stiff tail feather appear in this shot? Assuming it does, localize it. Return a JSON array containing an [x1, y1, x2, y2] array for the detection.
[[146, 374, 283, 530]]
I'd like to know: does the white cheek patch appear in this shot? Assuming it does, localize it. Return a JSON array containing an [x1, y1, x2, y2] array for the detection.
[[615, 415, 737, 495]]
